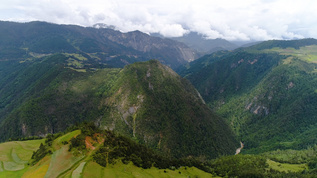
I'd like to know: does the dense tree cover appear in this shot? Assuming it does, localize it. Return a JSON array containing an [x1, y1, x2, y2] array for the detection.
[[0, 57, 237, 159], [93, 130, 165, 169], [107, 60, 238, 158], [226, 57, 317, 153], [210, 155, 268, 177], [93, 130, 213, 172], [0, 21, 236, 160], [68, 122, 100, 153], [55, 123, 209, 171], [179, 51, 282, 104], [179, 39, 317, 154], [8, 135, 43, 142], [0, 54, 101, 140]]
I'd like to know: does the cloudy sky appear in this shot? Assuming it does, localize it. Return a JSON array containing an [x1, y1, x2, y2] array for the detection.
[[1, 0, 317, 41]]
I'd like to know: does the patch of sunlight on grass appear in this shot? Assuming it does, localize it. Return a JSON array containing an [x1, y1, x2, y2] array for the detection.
[[83, 160, 215, 178], [267, 159, 307, 173], [64, 53, 88, 61], [265, 45, 317, 63]]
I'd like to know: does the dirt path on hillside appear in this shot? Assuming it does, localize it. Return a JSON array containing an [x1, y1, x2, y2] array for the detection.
[[235, 142, 244, 155]]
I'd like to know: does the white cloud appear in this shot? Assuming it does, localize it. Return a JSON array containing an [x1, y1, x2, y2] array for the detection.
[[0, 0, 317, 41], [159, 24, 189, 37]]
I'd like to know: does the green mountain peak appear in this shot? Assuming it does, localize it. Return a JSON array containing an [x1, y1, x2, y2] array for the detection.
[[0, 56, 238, 159]]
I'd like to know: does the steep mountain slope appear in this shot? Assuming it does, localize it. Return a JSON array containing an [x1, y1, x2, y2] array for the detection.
[[103, 60, 238, 158], [0, 21, 197, 69], [179, 38, 317, 153], [0, 54, 238, 159]]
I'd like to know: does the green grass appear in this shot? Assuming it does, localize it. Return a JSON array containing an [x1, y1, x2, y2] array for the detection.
[[54, 130, 81, 147], [0, 139, 44, 177], [22, 156, 50, 178], [2, 161, 24, 171], [265, 45, 317, 63], [67, 58, 84, 68], [14, 140, 44, 161], [267, 159, 307, 172], [45, 145, 84, 178], [71, 162, 86, 178], [65, 53, 88, 71], [11, 149, 28, 164], [82, 160, 214, 178], [66, 67, 87, 72], [0, 139, 44, 162], [0, 142, 19, 162], [0, 168, 27, 178], [82, 161, 103, 177], [64, 53, 88, 61], [0, 161, 3, 172]]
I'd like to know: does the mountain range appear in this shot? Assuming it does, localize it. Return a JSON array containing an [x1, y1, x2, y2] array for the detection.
[[0, 21, 197, 69], [0, 29, 238, 158], [2, 21, 317, 177]]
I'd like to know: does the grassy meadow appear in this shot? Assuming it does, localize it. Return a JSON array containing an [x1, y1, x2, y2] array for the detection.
[[0, 139, 44, 178], [82, 160, 215, 178], [266, 45, 317, 63], [0, 128, 312, 177], [0, 129, 216, 178], [267, 159, 307, 173]]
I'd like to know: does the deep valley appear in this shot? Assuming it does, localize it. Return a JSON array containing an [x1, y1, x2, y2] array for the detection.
[[1, 21, 317, 177]]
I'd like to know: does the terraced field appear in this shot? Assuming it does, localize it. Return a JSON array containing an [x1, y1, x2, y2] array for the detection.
[[0, 130, 215, 177], [0, 139, 44, 178], [1, 129, 310, 177]]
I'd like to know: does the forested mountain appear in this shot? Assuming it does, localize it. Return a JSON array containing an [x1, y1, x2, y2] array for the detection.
[[178, 38, 317, 153], [3, 20, 317, 177], [0, 52, 238, 159], [0, 21, 197, 69]]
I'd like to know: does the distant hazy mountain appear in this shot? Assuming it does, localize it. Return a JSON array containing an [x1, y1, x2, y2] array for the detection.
[[156, 32, 239, 54], [239, 41, 263, 47], [0, 21, 198, 69]]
